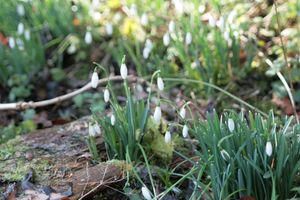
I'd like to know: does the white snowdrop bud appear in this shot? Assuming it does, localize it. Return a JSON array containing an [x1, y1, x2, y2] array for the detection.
[[24, 29, 30, 41], [67, 44, 77, 54], [17, 23, 24, 35], [93, 123, 101, 135], [145, 39, 153, 50], [129, 4, 137, 16], [179, 107, 186, 119], [89, 123, 96, 137], [105, 23, 113, 35], [120, 63, 128, 80], [91, 71, 99, 88], [17, 4, 25, 17], [157, 77, 164, 91], [164, 131, 171, 144], [182, 125, 188, 138], [8, 37, 15, 48], [198, 5, 206, 13], [168, 20, 175, 33], [104, 88, 110, 102], [84, 31, 92, 44], [163, 32, 170, 46], [185, 32, 192, 45], [143, 47, 151, 59], [141, 186, 152, 200], [141, 13, 148, 26], [153, 106, 162, 124], [110, 114, 116, 126], [265, 141, 272, 157], [228, 118, 235, 132], [220, 149, 230, 161]]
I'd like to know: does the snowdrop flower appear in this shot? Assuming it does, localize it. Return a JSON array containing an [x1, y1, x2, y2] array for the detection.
[[143, 39, 153, 59], [145, 39, 153, 49], [129, 4, 137, 16], [265, 141, 272, 157], [182, 125, 188, 138], [105, 23, 113, 36], [67, 44, 77, 54], [172, 0, 184, 15], [110, 114, 116, 126], [141, 13, 148, 26], [185, 32, 192, 45], [165, 131, 171, 144], [71, 5, 78, 12], [91, 71, 99, 88], [198, 5, 206, 13], [17, 23, 24, 35], [153, 106, 162, 124], [141, 186, 152, 200], [84, 30, 92, 44], [163, 32, 170, 46], [143, 47, 151, 59], [89, 123, 96, 137], [24, 29, 30, 41], [168, 20, 175, 33], [93, 123, 101, 135], [104, 88, 110, 102], [89, 123, 101, 137], [120, 63, 128, 79], [157, 77, 164, 91], [228, 118, 235, 132], [220, 149, 230, 161], [8, 37, 15, 48], [16, 38, 24, 50], [208, 15, 216, 27], [179, 107, 186, 119], [17, 4, 25, 17]]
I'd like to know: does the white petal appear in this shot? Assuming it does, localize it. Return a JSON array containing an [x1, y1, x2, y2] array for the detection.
[[168, 20, 175, 33], [228, 118, 235, 132], [93, 123, 101, 135], [185, 32, 192, 45], [180, 107, 186, 119], [143, 47, 151, 59], [84, 31, 92, 44], [24, 30, 30, 41], [120, 63, 128, 79], [17, 4, 25, 17], [153, 106, 162, 124], [141, 13, 148, 26], [157, 77, 164, 91], [91, 71, 99, 88], [163, 33, 170, 46], [105, 23, 113, 35], [141, 186, 152, 200], [17, 23, 24, 35], [8, 37, 15, 48], [111, 114, 116, 126], [266, 141, 272, 157], [182, 125, 188, 138], [165, 131, 171, 144], [104, 88, 110, 102], [89, 123, 96, 137], [145, 39, 153, 50]]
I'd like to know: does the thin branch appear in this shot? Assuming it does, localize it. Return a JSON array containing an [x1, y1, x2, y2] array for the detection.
[[0, 75, 137, 111]]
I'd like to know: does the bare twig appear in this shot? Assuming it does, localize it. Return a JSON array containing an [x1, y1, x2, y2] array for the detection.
[[0, 75, 137, 111]]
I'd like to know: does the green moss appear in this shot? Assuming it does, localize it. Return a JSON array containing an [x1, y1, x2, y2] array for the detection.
[[1, 158, 52, 182], [0, 137, 52, 182]]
